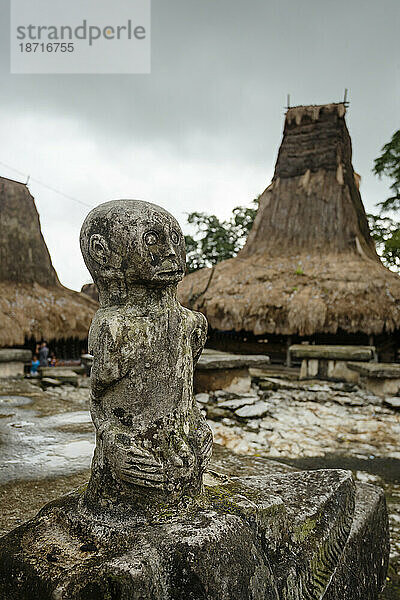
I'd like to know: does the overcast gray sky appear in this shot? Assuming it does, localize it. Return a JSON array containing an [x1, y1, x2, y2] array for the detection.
[[0, 0, 399, 290]]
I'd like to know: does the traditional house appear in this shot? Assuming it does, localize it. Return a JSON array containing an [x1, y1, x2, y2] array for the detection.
[[178, 103, 400, 361], [0, 176, 97, 357]]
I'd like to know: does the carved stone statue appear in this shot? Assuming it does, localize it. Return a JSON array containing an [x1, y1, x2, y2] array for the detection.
[[79, 199, 213, 507]]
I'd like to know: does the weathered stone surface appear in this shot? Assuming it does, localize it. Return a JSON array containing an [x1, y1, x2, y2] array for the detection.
[[0, 348, 31, 377], [41, 377, 63, 388], [195, 392, 210, 405], [300, 358, 361, 383], [217, 396, 257, 410], [194, 351, 266, 393], [323, 483, 389, 600], [384, 397, 400, 409], [235, 401, 271, 419], [290, 344, 375, 361], [205, 405, 231, 421], [362, 378, 400, 398], [0, 460, 388, 600]]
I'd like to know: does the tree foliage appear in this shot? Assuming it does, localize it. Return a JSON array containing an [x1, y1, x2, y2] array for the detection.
[[373, 130, 400, 212], [184, 199, 258, 272], [368, 129, 400, 270], [367, 213, 400, 270]]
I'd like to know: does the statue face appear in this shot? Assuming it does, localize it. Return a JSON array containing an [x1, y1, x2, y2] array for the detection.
[[124, 211, 186, 285], [82, 200, 186, 288]]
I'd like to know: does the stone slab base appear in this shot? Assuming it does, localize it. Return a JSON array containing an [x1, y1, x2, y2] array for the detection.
[[0, 362, 25, 378], [361, 376, 400, 397], [194, 367, 251, 393], [300, 358, 361, 383], [0, 453, 389, 600]]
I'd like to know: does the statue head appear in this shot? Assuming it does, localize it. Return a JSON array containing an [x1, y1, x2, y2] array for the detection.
[[80, 200, 186, 301]]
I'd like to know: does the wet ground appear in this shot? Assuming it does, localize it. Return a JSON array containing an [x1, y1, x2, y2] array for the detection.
[[0, 377, 399, 597]]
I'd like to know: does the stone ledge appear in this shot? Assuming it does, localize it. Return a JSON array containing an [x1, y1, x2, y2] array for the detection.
[[39, 368, 79, 386], [0, 452, 388, 600], [197, 352, 270, 370], [0, 349, 32, 363], [348, 362, 400, 378], [290, 345, 375, 361]]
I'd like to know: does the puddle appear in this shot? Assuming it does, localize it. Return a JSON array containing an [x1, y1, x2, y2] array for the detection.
[[39, 411, 92, 426], [0, 396, 33, 408], [51, 439, 94, 459], [0, 394, 94, 484]]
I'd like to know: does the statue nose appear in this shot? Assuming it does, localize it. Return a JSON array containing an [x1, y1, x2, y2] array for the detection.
[[165, 243, 177, 258]]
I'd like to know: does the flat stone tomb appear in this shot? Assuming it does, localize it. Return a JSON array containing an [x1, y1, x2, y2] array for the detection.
[[348, 361, 400, 397], [39, 367, 79, 387], [0, 348, 31, 378], [195, 349, 270, 394], [290, 344, 376, 383]]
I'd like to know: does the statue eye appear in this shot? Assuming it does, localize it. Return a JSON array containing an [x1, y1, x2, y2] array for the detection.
[[171, 230, 180, 244], [144, 231, 159, 246]]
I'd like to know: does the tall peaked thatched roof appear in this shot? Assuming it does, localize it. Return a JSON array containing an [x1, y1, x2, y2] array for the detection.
[[178, 103, 400, 337], [0, 177, 97, 347]]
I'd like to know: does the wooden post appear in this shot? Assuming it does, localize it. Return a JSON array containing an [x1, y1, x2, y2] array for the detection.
[[286, 336, 292, 367], [369, 335, 378, 362]]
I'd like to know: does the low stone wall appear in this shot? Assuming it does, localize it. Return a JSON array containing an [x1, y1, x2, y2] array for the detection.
[[0, 349, 31, 378], [195, 350, 270, 393], [348, 362, 400, 397]]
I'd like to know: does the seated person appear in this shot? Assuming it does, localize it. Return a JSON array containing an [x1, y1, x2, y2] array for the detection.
[[30, 355, 40, 376]]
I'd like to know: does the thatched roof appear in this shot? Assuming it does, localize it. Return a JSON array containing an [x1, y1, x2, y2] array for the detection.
[[0, 177, 97, 346], [178, 103, 400, 337]]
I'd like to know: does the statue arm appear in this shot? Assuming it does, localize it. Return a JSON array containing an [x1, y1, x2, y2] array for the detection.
[[191, 311, 208, 365], [89, 317, 132, 395]]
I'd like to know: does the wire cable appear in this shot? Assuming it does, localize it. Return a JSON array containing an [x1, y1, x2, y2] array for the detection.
[[0, 159, 93, 208]]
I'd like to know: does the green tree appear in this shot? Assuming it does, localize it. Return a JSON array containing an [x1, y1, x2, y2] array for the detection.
[[367, 213, 400, 270], [373, 130, 400, 212], [368, 129, 400, 271], [184, 199, 258, 272]]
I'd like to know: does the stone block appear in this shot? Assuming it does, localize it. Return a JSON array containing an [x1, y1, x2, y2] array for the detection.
[[0, 349, 32, 378], [300, 358, 364, 383], [194, 352, 269, 393], [0, 349, 32, 363], [41, 377, 63, 388], [0, 460, 388, 600], [361, 377, 400, 398], [194, 367, 252, 393], [39, 368, 79, 386], [197, 351, 270, 370], [347, 362, 400, 378], [308, 358, 319, 377], [327, 360, 360, 383], [0, 362, 26, 378]]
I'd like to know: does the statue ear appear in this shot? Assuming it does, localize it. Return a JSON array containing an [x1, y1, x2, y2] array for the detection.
[[89, 234, 111, 265]]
